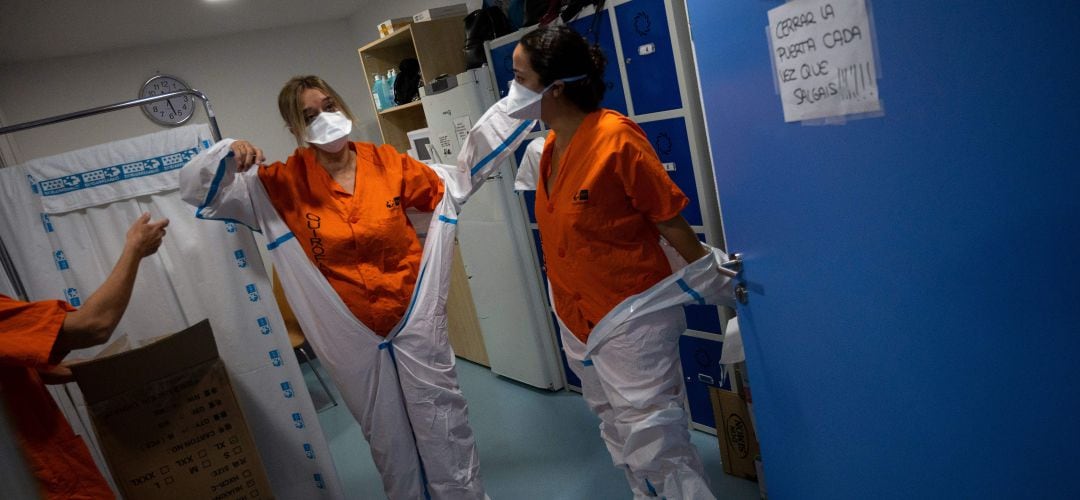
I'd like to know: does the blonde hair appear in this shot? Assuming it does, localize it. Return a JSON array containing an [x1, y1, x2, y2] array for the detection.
[[277, 75, 356, 147]]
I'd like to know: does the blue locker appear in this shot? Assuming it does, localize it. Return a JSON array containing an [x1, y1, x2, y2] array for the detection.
[[513, 140, 540, 223], [637, 117, 703, 226], [684, 304, 722, 334], [615, 0, 682, 115], [679, 334, 730, 429], [490, 42, 516, 99], [522, 190, 538, 224], [567, 10, 629, 116], [530, 228, 547, 289]]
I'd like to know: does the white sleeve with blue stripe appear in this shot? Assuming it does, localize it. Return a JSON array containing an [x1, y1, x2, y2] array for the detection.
[[455, 98, 537, 200], [179, 138, 262, 232]]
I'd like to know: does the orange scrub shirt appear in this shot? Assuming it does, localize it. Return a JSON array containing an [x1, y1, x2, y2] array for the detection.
[[258, 142, 444, 336], [535, 110, 689, 342], [0, 294, 115, 499]]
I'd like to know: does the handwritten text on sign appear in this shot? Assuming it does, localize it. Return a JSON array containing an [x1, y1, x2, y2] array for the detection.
[[768, 0, 881, 122]]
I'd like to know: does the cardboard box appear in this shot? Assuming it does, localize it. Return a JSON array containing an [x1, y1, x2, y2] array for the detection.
[[412, 3, 468, 22], [709, 387, 760, 481], [378, 17, 412, 38], [71, 320, 273, 500]]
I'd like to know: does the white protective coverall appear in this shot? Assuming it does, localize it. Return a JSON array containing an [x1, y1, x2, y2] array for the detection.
[[505, 108, 736, 498], [179, 114, 524, 498], [557, 245, 734, 500]]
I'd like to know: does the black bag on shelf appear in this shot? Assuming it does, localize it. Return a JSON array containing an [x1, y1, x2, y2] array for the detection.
[[394, 58, 421, 105], [464, 6, 514, 69]]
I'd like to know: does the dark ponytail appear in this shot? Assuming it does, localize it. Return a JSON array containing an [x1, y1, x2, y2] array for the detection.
[[520, 25, 607, 112]]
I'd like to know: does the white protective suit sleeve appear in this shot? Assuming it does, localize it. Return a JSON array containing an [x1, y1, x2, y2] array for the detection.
[[178, 138, 262, 232], [513, 137, 546, 191], [456, 97, 538, 202]]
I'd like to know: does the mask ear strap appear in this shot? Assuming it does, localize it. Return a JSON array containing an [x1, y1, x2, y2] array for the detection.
[[550, 74, 586, 98]]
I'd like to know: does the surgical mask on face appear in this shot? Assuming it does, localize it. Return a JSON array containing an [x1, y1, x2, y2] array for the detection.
[[504, 75, 586, 120], [305, 111, 353, 153]]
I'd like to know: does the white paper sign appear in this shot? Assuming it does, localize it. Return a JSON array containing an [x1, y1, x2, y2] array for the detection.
[[452, 116, 473, 147], [436, 132, 454, 159], [768, 0, 881, 122]]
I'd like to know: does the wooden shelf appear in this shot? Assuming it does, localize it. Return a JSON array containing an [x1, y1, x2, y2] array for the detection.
[[378, 99, 423, 116]]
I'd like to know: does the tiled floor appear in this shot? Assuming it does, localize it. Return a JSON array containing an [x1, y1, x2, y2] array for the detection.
[[305, 357, 760, 499]]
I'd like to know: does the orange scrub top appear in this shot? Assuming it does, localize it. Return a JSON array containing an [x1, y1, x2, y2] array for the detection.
[[258, 142, 444, 336], [0, 294, 115, 499], [535, 110, 689, 342]]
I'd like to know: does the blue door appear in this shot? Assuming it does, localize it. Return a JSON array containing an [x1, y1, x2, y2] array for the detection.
[[686, 1, 1080, 498]]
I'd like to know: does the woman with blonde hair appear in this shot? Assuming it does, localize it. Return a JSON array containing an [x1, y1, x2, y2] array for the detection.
[[181, 75, 486, 499]]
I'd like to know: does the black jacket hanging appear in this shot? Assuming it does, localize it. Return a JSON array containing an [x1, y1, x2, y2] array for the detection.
[[464, 7, 514, 70]]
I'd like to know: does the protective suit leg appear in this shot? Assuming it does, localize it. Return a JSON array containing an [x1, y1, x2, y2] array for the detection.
[[563, 307, 715, 500], [267, 244, 428, 499], [393, 311, 485, 499], [564, 320, 653, 498]]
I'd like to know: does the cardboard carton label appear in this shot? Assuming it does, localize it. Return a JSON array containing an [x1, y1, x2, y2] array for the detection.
[[72, 320, 274, 499]]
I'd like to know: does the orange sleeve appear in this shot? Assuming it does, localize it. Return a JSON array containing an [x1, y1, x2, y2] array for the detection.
[[0, 294, 74, 368], [399, 152, 445, 212], [614, 131, 689, 223]]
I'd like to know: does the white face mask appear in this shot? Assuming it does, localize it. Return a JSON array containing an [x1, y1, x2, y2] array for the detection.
[[504, 75, 586, 120], [305, 111, 353, 153]]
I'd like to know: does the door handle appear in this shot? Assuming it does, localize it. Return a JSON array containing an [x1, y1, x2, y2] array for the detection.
[[721, 253, 743, 273], [721, 253, 750, 304], [716, 252, 742, 279]]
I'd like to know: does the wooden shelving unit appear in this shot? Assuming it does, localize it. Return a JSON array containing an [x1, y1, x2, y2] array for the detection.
[[358, 17, 468, 151]]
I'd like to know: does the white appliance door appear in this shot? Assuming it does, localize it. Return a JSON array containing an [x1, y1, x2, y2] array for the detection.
[[422, 70, 563, 390]]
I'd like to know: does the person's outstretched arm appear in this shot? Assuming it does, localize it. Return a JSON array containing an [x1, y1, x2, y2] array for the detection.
[[50, 213, 168, 362]]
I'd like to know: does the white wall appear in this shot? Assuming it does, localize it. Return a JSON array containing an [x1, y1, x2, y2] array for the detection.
[[0, 0, 486, 163], [0, 18, 372, 163]]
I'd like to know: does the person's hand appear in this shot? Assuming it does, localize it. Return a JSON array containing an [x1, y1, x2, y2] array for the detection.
[[37, 363, 74, 385], [230, 140, 265, 171], [125, 212, 169, 258]]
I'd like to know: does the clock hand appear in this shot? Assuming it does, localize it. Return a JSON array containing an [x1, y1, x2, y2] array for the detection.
[[166, 100, 177, 114]]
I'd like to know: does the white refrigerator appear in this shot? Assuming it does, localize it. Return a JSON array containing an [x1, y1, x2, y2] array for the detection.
[[420, 69, 564, 390]]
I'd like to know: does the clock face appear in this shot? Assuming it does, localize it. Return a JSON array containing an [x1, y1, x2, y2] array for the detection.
[[140, 75, 195, 126]]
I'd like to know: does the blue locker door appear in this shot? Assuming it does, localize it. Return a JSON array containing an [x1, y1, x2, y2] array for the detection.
[[615, 0, 682, 115], [679, 334, 730, 429], [567, 9, 629, 115], [687, 1, 1080, 498], [637, 117, 703, 226], [490, 42, 517, 99]]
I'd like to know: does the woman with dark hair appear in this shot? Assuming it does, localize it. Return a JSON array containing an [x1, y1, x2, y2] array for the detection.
[[510, 26, 718, 499]]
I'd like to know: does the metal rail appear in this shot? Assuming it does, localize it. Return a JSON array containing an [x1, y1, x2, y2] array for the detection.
[[0, 89, 222, 301]]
